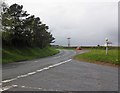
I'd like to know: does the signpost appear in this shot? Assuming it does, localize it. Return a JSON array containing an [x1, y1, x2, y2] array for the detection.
[[105, 38, 112, 55], [67, 37, 71, 47]]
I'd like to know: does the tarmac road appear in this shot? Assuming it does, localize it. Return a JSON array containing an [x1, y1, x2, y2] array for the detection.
[[1, 49, 118, 92]]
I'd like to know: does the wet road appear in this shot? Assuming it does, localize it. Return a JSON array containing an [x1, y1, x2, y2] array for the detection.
[[1, 49, 118, 92]]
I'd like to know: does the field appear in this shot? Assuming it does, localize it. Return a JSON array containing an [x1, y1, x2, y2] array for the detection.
[[74, 48, 119, 65], [2, 47, 59, 64]]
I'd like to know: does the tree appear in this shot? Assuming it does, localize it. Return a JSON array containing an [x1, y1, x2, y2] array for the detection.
[[2, 3, 55, 48], [2, 3, 30, 47]]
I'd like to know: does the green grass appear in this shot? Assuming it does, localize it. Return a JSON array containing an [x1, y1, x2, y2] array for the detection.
[[74, 48, 119, 65], [2, 47, 59, 64]]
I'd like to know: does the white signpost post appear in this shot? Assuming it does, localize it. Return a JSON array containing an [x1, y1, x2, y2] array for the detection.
[[67, 37, 71, 47], [105, 38, 112, 55]]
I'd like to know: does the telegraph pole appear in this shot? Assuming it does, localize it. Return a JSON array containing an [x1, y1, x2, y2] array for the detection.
[[67, 37, 71, 47]]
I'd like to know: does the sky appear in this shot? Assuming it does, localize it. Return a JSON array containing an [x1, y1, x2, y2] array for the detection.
[[1, 0, 119, 46]]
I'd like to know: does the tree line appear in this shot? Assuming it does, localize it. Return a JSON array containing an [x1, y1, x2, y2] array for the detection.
[[1, 3, 55, 48]]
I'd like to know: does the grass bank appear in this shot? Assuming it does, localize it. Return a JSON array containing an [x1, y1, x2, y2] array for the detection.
[[2, 47, 59, 64], [74, 48, 119, 65]]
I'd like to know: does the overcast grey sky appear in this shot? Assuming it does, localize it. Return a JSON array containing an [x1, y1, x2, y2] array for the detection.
[[3, 0, 119, 46]]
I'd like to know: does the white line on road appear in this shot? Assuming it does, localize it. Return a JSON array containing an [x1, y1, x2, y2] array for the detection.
[[27, 72, 36, 75], [1, 84, 59, 91], [34, 61, 38, 63], [1, 59, 72, 91], [0, 85, 18, 92], [2, 78, 17, 83]]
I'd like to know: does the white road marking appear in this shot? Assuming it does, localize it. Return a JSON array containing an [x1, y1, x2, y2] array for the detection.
[[21, 86, 25, 88], [0, 84, 59, 91], [36, 69, 43, 72], [34, 61, 38, 63], [2, 78, 17, 83], [20, 85, 43, 90], [12, 85, 18, 87], [17, 74, 28, 78], [27, 72, 36, 75], [0, 85, 18, 92], [17, 85, 59, 91], [1, 59, 72, 90]]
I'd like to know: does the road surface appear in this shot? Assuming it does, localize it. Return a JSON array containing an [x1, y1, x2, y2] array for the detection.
[[1, 49, 118, 92]]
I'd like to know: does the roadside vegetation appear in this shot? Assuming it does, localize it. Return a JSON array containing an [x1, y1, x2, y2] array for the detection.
[[1, 3, 58, 64], [74, 48, 119, 65], [2, 47, 59, 64]]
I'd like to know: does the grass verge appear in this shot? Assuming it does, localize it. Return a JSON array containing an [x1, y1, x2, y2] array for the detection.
[[74, 48, 119, 65], [2, 47, 59, 64]]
